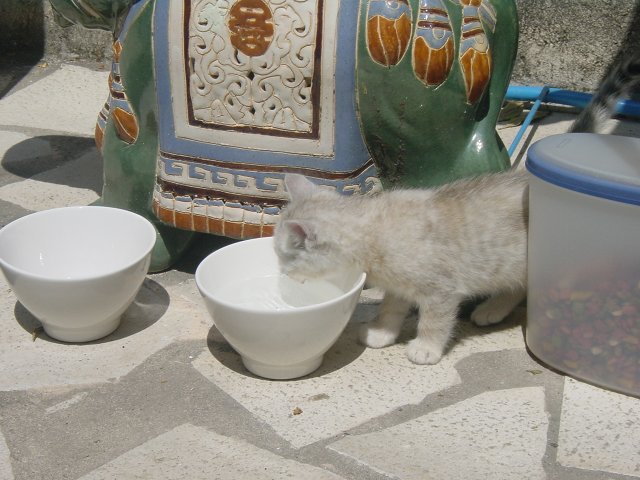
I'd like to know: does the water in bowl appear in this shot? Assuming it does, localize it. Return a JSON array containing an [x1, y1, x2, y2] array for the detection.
[[218, 274, 345, 310]]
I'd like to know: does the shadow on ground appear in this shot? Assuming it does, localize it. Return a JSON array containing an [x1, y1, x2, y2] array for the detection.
[[14, 277, 170, 344], [1, 135, 100, 182]]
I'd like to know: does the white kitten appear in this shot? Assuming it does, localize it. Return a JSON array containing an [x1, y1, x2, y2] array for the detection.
[[273, 171, 528, 365]]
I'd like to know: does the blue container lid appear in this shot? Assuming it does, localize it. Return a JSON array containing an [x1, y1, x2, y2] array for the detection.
[[526, 133, 640, 206]]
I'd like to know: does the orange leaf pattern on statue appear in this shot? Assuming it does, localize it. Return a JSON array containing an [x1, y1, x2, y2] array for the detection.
[[412, 0, 454, 87], [95, 40, 139, 149], [458, 0, 496, 104], [366, 0, 412, 67]]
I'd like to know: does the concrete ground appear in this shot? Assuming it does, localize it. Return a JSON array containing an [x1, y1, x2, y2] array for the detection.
[[0, 62, 639, 480]]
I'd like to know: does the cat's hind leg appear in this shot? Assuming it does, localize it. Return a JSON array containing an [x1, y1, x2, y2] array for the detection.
[[470, 289, 525, 326], [407, 295, 462, 365], [360, 292, 412, 349]]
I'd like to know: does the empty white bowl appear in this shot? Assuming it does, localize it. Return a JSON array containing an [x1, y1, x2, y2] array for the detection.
[[0, 206, 156, 342], [195, 237, 366, 380]]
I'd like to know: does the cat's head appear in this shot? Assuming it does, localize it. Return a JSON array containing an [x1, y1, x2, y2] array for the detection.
[[274, 174, 351, 281]]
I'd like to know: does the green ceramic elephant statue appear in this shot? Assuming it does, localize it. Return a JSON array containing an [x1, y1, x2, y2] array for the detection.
[[49, 0, 518, 271]]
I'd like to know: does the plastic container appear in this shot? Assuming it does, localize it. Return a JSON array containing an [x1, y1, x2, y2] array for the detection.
[[526, 133, 640, 397]]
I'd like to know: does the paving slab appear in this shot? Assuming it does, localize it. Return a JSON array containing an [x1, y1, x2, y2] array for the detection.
[[192, 310, 525, 448], [0, 64, 108, 136], [0, 277, 210, 391], [328, 387, 548, 480], [0, 149, 101, 210], [0, 131, 54, 176], [0, 427, 12, 480], [1, 62, 640, 480], [78, 423, 347, 480], [558, 379, 640, 477]]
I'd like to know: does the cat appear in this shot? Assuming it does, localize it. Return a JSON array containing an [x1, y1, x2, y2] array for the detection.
[[570, 49, 640, 133], [274, 170, 528, 364], [273, 50, 639, 365]]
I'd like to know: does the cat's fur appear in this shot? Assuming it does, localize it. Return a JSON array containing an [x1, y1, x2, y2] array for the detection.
[[570, 49, 640, 133], [274, 171, 528, 364], [273, 51, 639, 364]]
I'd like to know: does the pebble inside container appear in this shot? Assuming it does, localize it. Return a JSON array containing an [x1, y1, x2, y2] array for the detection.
[[525, 133, 640, 397]]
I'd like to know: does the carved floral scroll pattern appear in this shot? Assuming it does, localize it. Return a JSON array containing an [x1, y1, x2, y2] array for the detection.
[[187, 0, 321, 135]]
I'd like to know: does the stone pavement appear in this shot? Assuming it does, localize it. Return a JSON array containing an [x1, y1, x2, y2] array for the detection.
[[1, 63, 639, 480]]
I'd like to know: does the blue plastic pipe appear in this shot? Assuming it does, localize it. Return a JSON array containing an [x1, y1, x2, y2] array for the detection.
[[507, 85, 549, 157], [506, 85, 640, 118]]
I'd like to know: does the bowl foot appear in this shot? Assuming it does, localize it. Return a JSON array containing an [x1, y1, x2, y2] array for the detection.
[[43, 316, 121, 343], [241, 355, 323, 380]]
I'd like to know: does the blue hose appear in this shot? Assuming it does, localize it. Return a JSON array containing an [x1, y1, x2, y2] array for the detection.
[[506, 85, 640, 118], [507, 86, 549, 156], [504, 85, 640, 158]]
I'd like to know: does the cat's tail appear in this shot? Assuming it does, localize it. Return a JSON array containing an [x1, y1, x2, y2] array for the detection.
[[569, 51, 640, 133]]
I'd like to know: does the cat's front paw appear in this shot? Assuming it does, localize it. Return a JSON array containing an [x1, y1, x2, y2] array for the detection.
[[406, 338, 444, 365], [359, 323, 397, 349]]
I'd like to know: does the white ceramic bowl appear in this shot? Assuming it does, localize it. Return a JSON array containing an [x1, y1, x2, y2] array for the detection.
[[195, 237, 366, 380], [0, 206, 156, 342]]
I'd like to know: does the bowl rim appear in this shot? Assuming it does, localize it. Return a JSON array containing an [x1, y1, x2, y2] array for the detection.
[[195, 237, 367, 315], [0, 206, 156, 282]]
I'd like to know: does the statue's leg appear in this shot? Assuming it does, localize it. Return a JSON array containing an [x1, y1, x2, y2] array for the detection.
[[100, 119, 197, 272], [96, 2, 195, 272]]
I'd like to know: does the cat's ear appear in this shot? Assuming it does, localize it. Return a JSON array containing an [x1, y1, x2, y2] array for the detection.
[[284, 173, 318, 201], [283, 220, 316, 249]]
